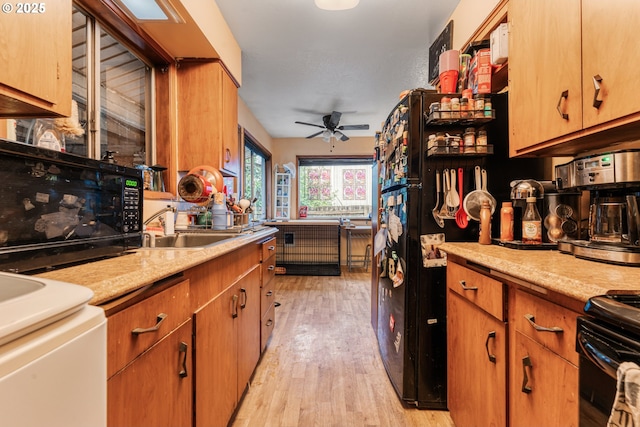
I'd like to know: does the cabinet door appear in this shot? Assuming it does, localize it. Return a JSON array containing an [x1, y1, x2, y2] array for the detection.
[[177, 61, 239, 176], [107, 320, 192, 427], [582, 0, 640, 128], [237, 266, 261, 400], [508, 0, 582, 156], [220, 71, 239, 176], [510, 331, 579, 427], [178, 62, 221, 171], [0, 0, 71, 117], [447, 291, 507, 427], [194, 285, 238, 427]]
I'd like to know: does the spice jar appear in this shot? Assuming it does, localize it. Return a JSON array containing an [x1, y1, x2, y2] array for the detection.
[[460, 98, 470, 118], [450, 97, 460, 119], [474, 94, 485, 118], [463, 128, 475, 147], [476, 130, 487, 146], [440, 96, 451, 119], [484, 97, 492, 117]]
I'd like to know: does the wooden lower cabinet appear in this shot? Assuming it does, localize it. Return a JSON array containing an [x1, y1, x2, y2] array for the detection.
[[510, 331, 579, 427], [509, 288, 579, 427], [447, 259, 580, 427], [193, 265, 261, 427], [447, 270, 507, 427], [107, 320, 192, 427]]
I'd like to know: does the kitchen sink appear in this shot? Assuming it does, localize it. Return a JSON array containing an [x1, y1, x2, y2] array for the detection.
[[141, 232, 236, 249]]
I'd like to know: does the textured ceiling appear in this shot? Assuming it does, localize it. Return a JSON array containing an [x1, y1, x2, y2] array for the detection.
[[215, 0, 460, 140]]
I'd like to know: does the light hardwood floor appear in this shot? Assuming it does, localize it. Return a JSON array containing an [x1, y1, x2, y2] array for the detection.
[[231, 271, 455, 427]]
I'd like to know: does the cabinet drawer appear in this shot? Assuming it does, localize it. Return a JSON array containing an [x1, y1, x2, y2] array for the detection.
[[447, 261, 505, 321], [513, 289, 579, 365], [261, 303, 275, 353], [261, 277, 276, 318], [261, 237, 276, 262], [262, 253, 277, 287], [107, 279, 191, 378]]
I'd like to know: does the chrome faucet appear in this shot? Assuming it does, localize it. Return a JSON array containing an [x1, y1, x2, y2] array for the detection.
[[143, 206, 176, 231]]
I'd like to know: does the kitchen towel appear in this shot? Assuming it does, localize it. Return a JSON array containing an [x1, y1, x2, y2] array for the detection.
[[608, 361, 640, 427]]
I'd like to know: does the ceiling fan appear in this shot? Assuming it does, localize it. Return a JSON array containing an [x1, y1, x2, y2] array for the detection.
[[295, 111, 369, 142]]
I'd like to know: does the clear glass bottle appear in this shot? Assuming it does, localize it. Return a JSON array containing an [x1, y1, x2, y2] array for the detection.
[[500, 201, 514, 241], [479, 200, 492, 245], [522, 197, 542, 244]]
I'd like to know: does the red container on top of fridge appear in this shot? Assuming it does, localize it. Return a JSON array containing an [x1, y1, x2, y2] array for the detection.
[[467, 48, 492, 94]]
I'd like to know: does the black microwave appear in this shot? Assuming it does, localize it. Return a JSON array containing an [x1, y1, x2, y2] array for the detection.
[[0, 139, 143, 273]]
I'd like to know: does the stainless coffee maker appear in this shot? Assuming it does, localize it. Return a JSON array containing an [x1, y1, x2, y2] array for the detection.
[[555, 150, 640, 265]]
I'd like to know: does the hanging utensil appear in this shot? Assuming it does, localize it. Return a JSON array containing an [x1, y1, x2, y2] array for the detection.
[[432, 170, 445, 228], [455, 168, 468, 228], [448, 168, 460, 215], [463, 165, 491, 221], [481, 168, 498, 212], [441, 169, 451, 218]]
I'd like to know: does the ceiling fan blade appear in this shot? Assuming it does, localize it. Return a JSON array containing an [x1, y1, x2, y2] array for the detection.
[[334, 130, 349, 141], [338, 124, 370, 131], [326, 111, 342, 130], [295, 121, 325, 129], [306, 130, 324, 139]]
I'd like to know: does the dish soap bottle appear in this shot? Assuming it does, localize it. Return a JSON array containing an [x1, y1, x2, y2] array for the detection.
[[479, 199, 492, 245], [522, 197, 542, 244]]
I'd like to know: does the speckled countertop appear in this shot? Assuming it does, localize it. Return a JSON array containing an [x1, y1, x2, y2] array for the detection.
[[440, 242, 640, 303], [35, 227, 277, 306]]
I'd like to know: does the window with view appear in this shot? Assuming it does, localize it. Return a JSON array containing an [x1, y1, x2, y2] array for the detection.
[[9, 6, 151, 167], [244, 134, 269, 221], [298, 157, 372, 218]]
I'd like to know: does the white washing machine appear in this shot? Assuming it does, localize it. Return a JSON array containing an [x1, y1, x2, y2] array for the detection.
[[0, 272, 106, 427]]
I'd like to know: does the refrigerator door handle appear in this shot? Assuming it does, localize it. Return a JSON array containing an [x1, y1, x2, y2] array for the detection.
[[458, 280, 478, 291]]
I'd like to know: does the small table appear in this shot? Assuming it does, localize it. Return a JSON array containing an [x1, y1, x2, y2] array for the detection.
[[343, 225, 371, 271]]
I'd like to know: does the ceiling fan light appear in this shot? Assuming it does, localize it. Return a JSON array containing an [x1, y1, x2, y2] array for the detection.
[[322, 129, 332, 142], [314, 0, 360, 11]]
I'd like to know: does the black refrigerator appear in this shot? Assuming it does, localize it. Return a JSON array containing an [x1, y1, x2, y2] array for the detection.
[[374, 89, 544, 409]]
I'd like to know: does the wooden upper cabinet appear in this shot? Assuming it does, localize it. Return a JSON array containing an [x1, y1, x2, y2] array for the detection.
[[508, 0, 582, 156], [177, 61, 240, 176], [0, 0, 72, 117], [509, 0, 640, 157], [581, 0, 640, 129]]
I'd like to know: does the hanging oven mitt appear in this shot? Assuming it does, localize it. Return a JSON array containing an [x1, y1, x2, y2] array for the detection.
[[608, 361, 640, 427]]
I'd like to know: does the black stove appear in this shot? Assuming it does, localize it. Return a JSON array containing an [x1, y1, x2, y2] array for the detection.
[[577, 295, 640, 426]]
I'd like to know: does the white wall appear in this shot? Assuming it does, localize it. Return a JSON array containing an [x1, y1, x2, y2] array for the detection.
[[447, 0, 502, 50]]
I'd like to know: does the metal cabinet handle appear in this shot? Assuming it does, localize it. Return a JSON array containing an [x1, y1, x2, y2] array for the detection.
[[525, 314, 563, 333], [266, 319, 273, 327], [232, 294, 239, 318], [266, 290, 273, 297], [459, 280, 478, 291], [225, 148, 231, 163], [179, 342, 188, 378], [592, 74, 603, 109], [268, 265, 275, 271], [131, 313, 167, 335], [522, 355, 533, 394], [556, 90, 569, 120], [240, 288, 247, 309], [485, 331, 497, 363], [268, 245, 275, 251]]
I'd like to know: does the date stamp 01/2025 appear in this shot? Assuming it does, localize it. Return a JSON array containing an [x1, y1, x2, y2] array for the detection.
[[2, 2, 47, 14]]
